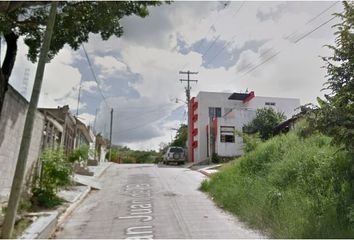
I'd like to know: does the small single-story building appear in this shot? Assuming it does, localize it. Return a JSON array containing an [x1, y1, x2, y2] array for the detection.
[[188, 91, 300, 163], [75, 117, 94, 148], [39, 105, 76, 154]]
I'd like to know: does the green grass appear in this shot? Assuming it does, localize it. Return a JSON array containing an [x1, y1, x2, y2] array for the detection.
[[202, 125, 354, 238], [12, 218, 32, 238]]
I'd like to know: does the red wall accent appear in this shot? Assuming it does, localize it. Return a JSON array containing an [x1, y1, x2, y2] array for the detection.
[[192, 128, 198, 136], [188, 97, 198, 162], [213, 117, 218, 137], [243, 91, 255, 103], [192, 114, 198, 122]]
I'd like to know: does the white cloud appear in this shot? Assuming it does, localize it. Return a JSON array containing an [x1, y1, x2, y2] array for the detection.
[[81, 81, 97, 93], [38, 62, 81, 109], [94, 56, 127, 77], [7, 1, 343, 150]]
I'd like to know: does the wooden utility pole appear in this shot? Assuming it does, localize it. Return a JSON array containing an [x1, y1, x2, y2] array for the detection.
[[1, 2, 58, 238], [179, 71, 198, 162]]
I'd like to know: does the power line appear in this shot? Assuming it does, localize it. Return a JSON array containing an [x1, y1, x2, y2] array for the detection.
[[237, 47, 275, 74], [201, 1, 245, 64], [294, 15, 337, 43], [238, 14, 339, 78], [201, 34, 220, 57], [81, 44, 110, 108], [194, 2, 231, 53], [118, 104, 172, 121], [284, 2, 339, 41], [240, 51, 281, 78], [204, 34, 237, 66], [205, 1, 339, 68], [117, 103, 173, 111], [305, 1, 339, 25], [234, 1, 246, 16], [116, 113, 165, 134]]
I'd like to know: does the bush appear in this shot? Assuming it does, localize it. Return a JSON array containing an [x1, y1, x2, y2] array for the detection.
[[68, 144, 89, 162], [243, 107, 285, 140], [211, 153, 220, 163], [31, 188, 63, 208], [236, 130, 263, 153], [32, 148, 72, 208], [204, 126, 354, 238]]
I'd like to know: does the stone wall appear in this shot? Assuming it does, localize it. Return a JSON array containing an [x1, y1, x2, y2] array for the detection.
[[0, 85, 44, 202]]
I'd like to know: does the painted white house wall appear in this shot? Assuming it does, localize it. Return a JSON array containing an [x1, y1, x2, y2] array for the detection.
[[215, 116, 244, 157], [192, 91, 300, 163]]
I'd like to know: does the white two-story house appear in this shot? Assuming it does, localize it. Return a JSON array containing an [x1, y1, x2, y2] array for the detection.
[[188, 91, 300, 163]]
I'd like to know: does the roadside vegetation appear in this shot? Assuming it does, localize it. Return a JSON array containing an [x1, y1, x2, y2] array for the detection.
[[201, 121, 354, 238], [243, 107, 285, 140], [109, 146, 159, 164], [31, 148, 73, 209], [202, 3, 354, 238]]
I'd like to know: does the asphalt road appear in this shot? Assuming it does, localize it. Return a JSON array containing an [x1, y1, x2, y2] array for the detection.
[[55, 164, 265, 239]]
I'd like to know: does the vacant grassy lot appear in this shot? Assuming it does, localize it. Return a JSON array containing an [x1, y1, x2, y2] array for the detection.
[[201, 125, 354, 238]]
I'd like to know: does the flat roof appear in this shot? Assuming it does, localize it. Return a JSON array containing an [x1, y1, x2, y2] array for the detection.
[[228, 92, 249, 100]]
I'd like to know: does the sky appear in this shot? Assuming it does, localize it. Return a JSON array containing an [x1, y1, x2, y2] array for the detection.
[[3, 1, 344, 151]]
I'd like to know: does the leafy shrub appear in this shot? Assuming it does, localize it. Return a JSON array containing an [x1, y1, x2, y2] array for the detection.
[[204, 127, 354, 238], [211, 153, 220, 163], [68, 144, 89, 162], [236, 130, 263, 153], [32, 148, 72, 208], [243, 107, 285, 140], [31, 188, 63, 208]]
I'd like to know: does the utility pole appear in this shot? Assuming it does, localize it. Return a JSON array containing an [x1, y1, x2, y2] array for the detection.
[[179, 70, 198, 162], [1, 2, 58, 238], [109, 108, 113, 162], [76, 78, 83, 116], [93, 108, 98, 133]]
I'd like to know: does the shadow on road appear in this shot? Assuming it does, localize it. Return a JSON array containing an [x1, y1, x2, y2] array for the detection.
[[157, 162, 189, 169]]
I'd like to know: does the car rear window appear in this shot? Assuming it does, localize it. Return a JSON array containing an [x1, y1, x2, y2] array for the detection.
[[170, 147, 184, 153]]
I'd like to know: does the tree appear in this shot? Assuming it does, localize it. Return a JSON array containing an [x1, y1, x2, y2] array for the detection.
[[310, 1, 354, 154], [0, 1, 162, 116], [1, 3, 58, 238], [171, 124, 187, 147], [243, 107, 285, 140]]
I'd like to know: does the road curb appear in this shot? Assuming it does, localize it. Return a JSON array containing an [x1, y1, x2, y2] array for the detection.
[[19, 163, 111, 239], [54, 162, 111, 234], [53, 185, 91, 236], [199, 169, 211, 177], [97, 162, 113, 179], [20, 211, 58, 239]]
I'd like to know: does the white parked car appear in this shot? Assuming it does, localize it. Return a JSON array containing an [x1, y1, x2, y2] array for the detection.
[[163, 146, 185, 165]]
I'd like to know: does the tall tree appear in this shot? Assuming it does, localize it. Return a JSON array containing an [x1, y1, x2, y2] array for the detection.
[[311, 1, 354, 153], [0, 1, 162, 116], [171, 124, 188, 147]]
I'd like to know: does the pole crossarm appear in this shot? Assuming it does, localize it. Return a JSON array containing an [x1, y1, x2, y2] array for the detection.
[[179, 71, 198, 74], [180, 79, 198, 82]]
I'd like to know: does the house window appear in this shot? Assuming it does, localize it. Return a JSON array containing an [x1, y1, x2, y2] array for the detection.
[[265, 102, 276, 106], [209, 107, 221, 118], [220, 126, 235, 143]]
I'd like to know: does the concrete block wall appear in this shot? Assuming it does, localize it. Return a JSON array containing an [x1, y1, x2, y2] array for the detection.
[[0, 86, 44, 202]]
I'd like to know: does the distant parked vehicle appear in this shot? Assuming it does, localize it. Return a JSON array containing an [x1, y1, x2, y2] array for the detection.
[[163, 146, 185, 165]]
